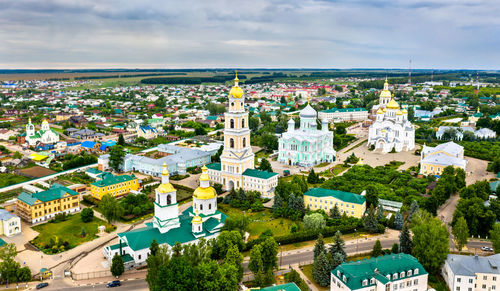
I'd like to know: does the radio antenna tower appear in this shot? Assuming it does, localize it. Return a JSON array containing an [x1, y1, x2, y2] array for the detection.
[[408, 59, 412, 85]]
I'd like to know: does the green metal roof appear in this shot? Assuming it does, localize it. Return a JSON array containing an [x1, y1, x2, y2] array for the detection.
[[305, 188, 366, 205], [91, 174, 137, 188], [85, 168, 103, 175], [490, 181, 499, 193], [206, 163, 221, 171], [118, 208, 227, 251], [206, 116, 218, 120], [321, 107, 368, 113], [242, 168, 278, 179], [259, 283, 301, 291], [17, 184, 79, 206], [331, 254, 428, 290], [122, 254, 134, 263]]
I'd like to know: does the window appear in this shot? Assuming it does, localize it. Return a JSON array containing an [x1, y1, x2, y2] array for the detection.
[[243, 137, 246, 147], [370, 278, 375, 284], [482, 285, 486, 289], [393, 274, 398, 280], [230, 119, 234, 128], [362, 280, 368, 286], [407, 280, 411, 287], [492, 287, 496, 291], [456, 289, 460, 291], [469, 279, 473, 284], [414, 279, 418, 285], [493, 276, 497, 281], [399, 283, 404, 289], [230, 138, 234, 148], [457, 278, 461, 283], [393, 284, 398, 290], [414, 269, 419, 275], [385, 284, 390, 291], [408, 270, 412, 276], [242, 119, 245, 128], [400, 272, 405, 278], [209, 204, 211, 210]]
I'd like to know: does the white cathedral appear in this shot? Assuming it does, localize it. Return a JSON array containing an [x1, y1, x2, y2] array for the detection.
[[21, 118, 59, 146], [278, 103, 336, 166], [103, 164, 226, 268], [367, 79, 415, 153]]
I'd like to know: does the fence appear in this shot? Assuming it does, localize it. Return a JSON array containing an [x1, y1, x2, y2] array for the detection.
[[71, 269, 147, 281]]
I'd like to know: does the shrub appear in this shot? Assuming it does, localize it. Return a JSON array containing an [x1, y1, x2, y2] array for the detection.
[[81, 208, 94, 223]]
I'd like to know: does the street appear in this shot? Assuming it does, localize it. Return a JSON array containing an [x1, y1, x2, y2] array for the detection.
[[47, 279, 149, 291]]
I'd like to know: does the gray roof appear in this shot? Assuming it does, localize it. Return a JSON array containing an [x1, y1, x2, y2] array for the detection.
[[421, 152, 467, 168], [422, 141, 463, 157], [446, 254, 500, 276], [0, 209, 17, 221], [124, 145, 211, 167]]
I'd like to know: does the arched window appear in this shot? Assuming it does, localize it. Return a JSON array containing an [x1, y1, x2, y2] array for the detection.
[[231, 102, 234, 108], [209, 204, 212, 210], [167, 194, 171, 205], [243, 137, 246, 147], [230, 119, 234, 128], [200, 204, 203, 210], [230, 138, 234, 148], [242, 119, 245, 128]]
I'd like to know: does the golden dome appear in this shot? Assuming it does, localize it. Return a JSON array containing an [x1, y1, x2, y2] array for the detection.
[[193, 187, 217, 200], [387, 99, 400, 109], [42, 119, 48, 124], [161, 163, 169, 176], [192, 214, 203, 224], [156, 183, 175, 194], [380, 90, 391, 98], [383, 107, 387, 112], [402, 108, 408, 114], [396, 110, 403, 115], [377, 108, 384, 114], [199, 165, 210, 181], [229, 86, 243, 99]]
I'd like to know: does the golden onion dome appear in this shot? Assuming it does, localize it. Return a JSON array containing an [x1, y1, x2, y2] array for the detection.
[[42, 119, 49, 124], [193, 186, 217, 200], [156, 183, 175, 194], [383, 107, 387, 112], [161, 163, 169, 176], [396, 110, 403, 115], [192, 214, 203, 224], [377, 108, 384, 114], [229, 86, 243, 99], [402, 108, 408, 114], [380, 90, 392, 98], [386, 99, 400, 109]]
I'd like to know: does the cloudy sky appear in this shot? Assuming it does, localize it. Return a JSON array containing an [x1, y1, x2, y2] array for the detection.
[[1, 0, 499, 69]]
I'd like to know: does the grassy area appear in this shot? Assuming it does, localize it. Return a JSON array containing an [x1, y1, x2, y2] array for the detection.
[[31, 214, 110, 254], [428, 274, 450, 291], [300, 264, 329, 291], [344, 139, 367, 153], [218, 205, 297, 240], [314, 162, 331, 168], [0, 173, 31, 188], [319, 164, 350, 178], [0, 188, 23, 204]]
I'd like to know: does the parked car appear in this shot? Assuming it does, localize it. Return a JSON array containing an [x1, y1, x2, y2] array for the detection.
[[36, 283, 49, 289], [107, 280, 121, 288], [481, 246, 494, 252]]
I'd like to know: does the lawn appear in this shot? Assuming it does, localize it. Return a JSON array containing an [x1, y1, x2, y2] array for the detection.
[[428, 274, 451, 291], [217, 205, 297, 240], [300, 264, 329, 291], [31, 214, 110, 254], [0, 173, 31, 188], [0, 188, 23, 204]]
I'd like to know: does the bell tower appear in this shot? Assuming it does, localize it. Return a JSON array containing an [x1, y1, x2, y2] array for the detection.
[[220, 72, 254, 191], [153, 163, 180, 233]]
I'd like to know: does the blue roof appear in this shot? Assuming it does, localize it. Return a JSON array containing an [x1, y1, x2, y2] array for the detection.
[[81, 141, 97, 148]]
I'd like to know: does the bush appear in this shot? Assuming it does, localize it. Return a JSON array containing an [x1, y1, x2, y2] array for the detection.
[[81, 208, 94, 223]]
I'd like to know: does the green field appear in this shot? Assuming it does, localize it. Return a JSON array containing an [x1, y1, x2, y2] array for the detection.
[[0, 173, 31, 188], [300, 264, 329, 291], [218, 205, 297, 240], [31, 214, 110, 254]]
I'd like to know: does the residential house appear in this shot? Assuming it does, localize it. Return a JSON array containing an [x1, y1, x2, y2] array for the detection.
[[442, 254, 500, 291], [69, 115, 88, 127], [0, 209, 21, 237], [304, 188, 366, 218], [137, 125, 158, 140]]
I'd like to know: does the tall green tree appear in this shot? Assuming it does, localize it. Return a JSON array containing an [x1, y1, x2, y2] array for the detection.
[[452, 216, 469, 252], [260, 237, 278, 272], [313, 251, 331, 287], [258, 158, 273, 172], [117, 133, 125, 146], [329, 231, 346, 261], [329, 205, 341, 219], [391, 243, 400, 254], [489, 224, 500, 253], [303, 213, 326, 231], [152, 256, 195, 291], [249, 245, 265, 287], [0, 243, 20, 284], [109, 145, 126, 172], [394, 212, 404, 230], [411, 210, 449, 274], [399, 224, 413, 254], [313, 233, 326, 259], [99, 194, 124, 223], [307, 168, 320, 184], [372, 240, 383, 257], [146, 245, 171, 289], [363, 205, 379, 233], [111, 254, 125, 277], [409, 200, 419, 222], [285, 269, 309, 291], [224, 244, 244, 281]]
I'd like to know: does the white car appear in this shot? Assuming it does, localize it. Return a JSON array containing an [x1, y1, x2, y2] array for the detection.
[[481, 246, 493, 252]]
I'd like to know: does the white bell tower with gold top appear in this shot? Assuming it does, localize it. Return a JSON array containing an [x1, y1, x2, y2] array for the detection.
[[153, 163, 180, 233], [219, 72, 255, 191]]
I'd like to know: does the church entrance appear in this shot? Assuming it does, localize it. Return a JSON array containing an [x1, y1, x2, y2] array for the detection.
[[227, 180, 235, 191]]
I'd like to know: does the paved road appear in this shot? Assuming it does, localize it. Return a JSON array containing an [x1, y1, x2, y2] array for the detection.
[[47, 279, 149, 291]]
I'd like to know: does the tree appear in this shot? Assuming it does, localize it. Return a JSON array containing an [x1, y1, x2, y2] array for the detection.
[[372, 240, 383, 257], [313, 252, 331, 287], [409, 200, 419, 222], [109, 145, 126, 172], [307, 168, 320, 184], [329, 205, 341, 219], [249, 245, 265, 287], [365, 185, 378, 208], [111, 254, 125, 277], [399, 224, 413, 254], [363, 205, 379, 233], [16, 267, 31, 283], [0, 243, 20, 284], [258, 158, 273, 172], [411, 210, 449, 273], [80, 207, 94, 223], [260, 237, 278, 272], [394, 212, 404, 230], [99, 194, 124, 224], [313, 233, 326, 259], [377, 205, 384, 220], [146, 245, 171, 289], [211, 230, 245, 259], [455, 168, 466, 190], [150, 239, 159, 256], [152, 256, 195, 291], [225, 244, 244, 281], [303, 213, 326, 231], [117, 133, 125, 146], [285, 269, 309, 291], [329, 231, 346, 261], [391, 243, 399, 254], [452, 216, 469, 252], [490, 224, 500, 253]]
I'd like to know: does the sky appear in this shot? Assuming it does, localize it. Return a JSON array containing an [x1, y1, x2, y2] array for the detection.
[[1, 0, 499, 69]]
